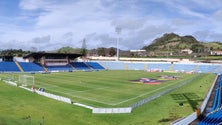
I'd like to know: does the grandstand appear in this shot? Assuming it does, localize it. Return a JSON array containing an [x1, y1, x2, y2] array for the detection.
[[46, 64, 73, 71], [70, 62, 91, 70], [18, 62, 44, 72], [0, 53, 108, 72], [1, 52, 221, 73], [197, 75, 222, 125], [0, 62, 20, 72], [0, 57, 221, 74], [86, 62, 105, 70]]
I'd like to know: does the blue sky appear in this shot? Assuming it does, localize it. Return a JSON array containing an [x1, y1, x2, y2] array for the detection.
[[0, 0, 222, 51]]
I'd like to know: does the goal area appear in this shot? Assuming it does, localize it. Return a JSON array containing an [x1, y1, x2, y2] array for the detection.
[[18, 75, 35, 87]]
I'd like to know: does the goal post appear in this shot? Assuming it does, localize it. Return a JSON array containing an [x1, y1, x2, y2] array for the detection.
[[18, 75, 35, 87]]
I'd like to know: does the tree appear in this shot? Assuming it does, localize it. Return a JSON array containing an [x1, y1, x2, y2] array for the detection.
[[80, 38, 87, 57], [108, 47, 116, 56], [0, 49, 29, 57], [191, 43, 204, 53], [97, 47, 106, 56], [57, 46, 75, 53]]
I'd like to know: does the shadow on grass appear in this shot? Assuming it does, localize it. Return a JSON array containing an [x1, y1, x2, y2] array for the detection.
[[170, 93, 203, 111]]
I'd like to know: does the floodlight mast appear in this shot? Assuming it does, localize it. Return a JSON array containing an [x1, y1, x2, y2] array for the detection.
[[115, 27, 121, 61]]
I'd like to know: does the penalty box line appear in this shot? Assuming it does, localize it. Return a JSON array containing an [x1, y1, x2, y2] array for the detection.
[[35, 80, 184, 106], [46, 88, 116, 106], [67, 86, 110, 94], [36, 83, 117, 106], [112, 81, 180, 106]]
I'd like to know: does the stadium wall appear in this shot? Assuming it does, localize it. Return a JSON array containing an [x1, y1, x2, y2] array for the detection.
[[35, 90, 72, 104], [171, 112, 196, 125], [92, 107, 132, 114], [17, 85, 72, 104], [3, 80, 17, 86], [89, 56, 183, 62]]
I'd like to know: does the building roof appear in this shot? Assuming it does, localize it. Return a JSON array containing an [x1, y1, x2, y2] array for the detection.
[[23, 52, 82, 59]]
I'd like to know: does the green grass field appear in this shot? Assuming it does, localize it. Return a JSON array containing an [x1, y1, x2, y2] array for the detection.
[[0, 71, 216, 125], [4, 71, 200, 107]]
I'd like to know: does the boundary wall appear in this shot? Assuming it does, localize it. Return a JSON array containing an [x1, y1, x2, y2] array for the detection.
[[3, 80, 17, 86], [92, 107, 132, 114], [35, 90, 72, 104]]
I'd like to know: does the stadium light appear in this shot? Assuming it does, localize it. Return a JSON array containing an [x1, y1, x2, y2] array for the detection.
[[115, 27, 121, 61]]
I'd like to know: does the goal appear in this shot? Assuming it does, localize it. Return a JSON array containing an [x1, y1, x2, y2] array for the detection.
[[19, 75, 35, 87]]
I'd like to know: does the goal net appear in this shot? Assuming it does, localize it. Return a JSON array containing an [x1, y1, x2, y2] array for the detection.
[[19, 75, 35, 87]]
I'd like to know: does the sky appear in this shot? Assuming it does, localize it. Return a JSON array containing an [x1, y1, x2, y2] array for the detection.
[[0, 0, 222, 51]]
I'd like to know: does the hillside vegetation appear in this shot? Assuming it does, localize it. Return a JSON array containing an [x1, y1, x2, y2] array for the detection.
[[142, 33, 222, 54]]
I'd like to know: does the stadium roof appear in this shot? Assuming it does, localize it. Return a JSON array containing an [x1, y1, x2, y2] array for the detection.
[[23, 52, 82, 59]]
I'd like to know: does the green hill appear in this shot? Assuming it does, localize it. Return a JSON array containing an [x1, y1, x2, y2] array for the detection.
[[142, 33, 199, 51], [142, 33, 222, 55]]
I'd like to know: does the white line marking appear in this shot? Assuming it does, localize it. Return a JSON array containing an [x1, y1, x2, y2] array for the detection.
[[71, 95, 114, 105], [36, 84, 115, 105], [69, 86, 110, 94], [112, 82, 179, 105], [34, 74, 195, 106]]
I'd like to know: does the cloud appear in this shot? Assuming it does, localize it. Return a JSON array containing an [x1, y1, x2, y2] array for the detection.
[[19, 0, 54, 10], [31, 35, 51, 44], [89, 34, 116, 49], [0, 0, 222, 51], [212, 10, 222, 23], [111, 17, 145, 30]]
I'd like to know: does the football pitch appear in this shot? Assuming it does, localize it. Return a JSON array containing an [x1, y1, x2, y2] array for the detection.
[[5, 70, 201, 107], [0, 70, 217, 125]]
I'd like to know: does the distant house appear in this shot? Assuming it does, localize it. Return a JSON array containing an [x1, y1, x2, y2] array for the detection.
[[130, 50, 146, 56], [211, 50, 222, 55], [181, 49, 193, 54]]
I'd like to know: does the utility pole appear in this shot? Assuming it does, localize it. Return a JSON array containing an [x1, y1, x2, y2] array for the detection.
[[115, 27, 121, 61]]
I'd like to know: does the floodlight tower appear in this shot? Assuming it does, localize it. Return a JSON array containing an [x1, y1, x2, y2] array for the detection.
[[115, 27, 121, 61]]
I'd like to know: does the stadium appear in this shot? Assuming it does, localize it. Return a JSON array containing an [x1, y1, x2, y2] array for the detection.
[[0, 52, 221, 125], [1, 1, 222, 124]]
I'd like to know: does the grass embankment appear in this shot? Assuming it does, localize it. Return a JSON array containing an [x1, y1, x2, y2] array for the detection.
[[0, 72, 215, 125]]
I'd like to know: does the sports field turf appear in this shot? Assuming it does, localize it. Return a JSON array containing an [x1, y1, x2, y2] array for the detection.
[[6, 70, 200, 107], [0, 71, 216, 124]]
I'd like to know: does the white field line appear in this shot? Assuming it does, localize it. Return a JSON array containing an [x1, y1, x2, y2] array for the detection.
[[67, 86, 110, 94], [71, 95, 115, 105], [36, 83, 115, 105], [36, 75, 108, 88], [36, 81, 180, 106], [36, 82, 83, 93], [73, 103, 94, 109], [36, 82, 59, 88], [70, 81, 180, 106], [45, 88, 114, 105], [112, 82, 179, 105], [35, 74, 195, 106], [37, 81, 111, 95], [36, 78, 107, 93]]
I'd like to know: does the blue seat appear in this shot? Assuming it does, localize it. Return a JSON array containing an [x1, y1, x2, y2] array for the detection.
[[19, 62, 44, 72], [70, 62, 91, 70], [86, 62, 105, 70], [46, 64, 73, 71], [0, 62, 20, 72], [198, 75, 222, 125]]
